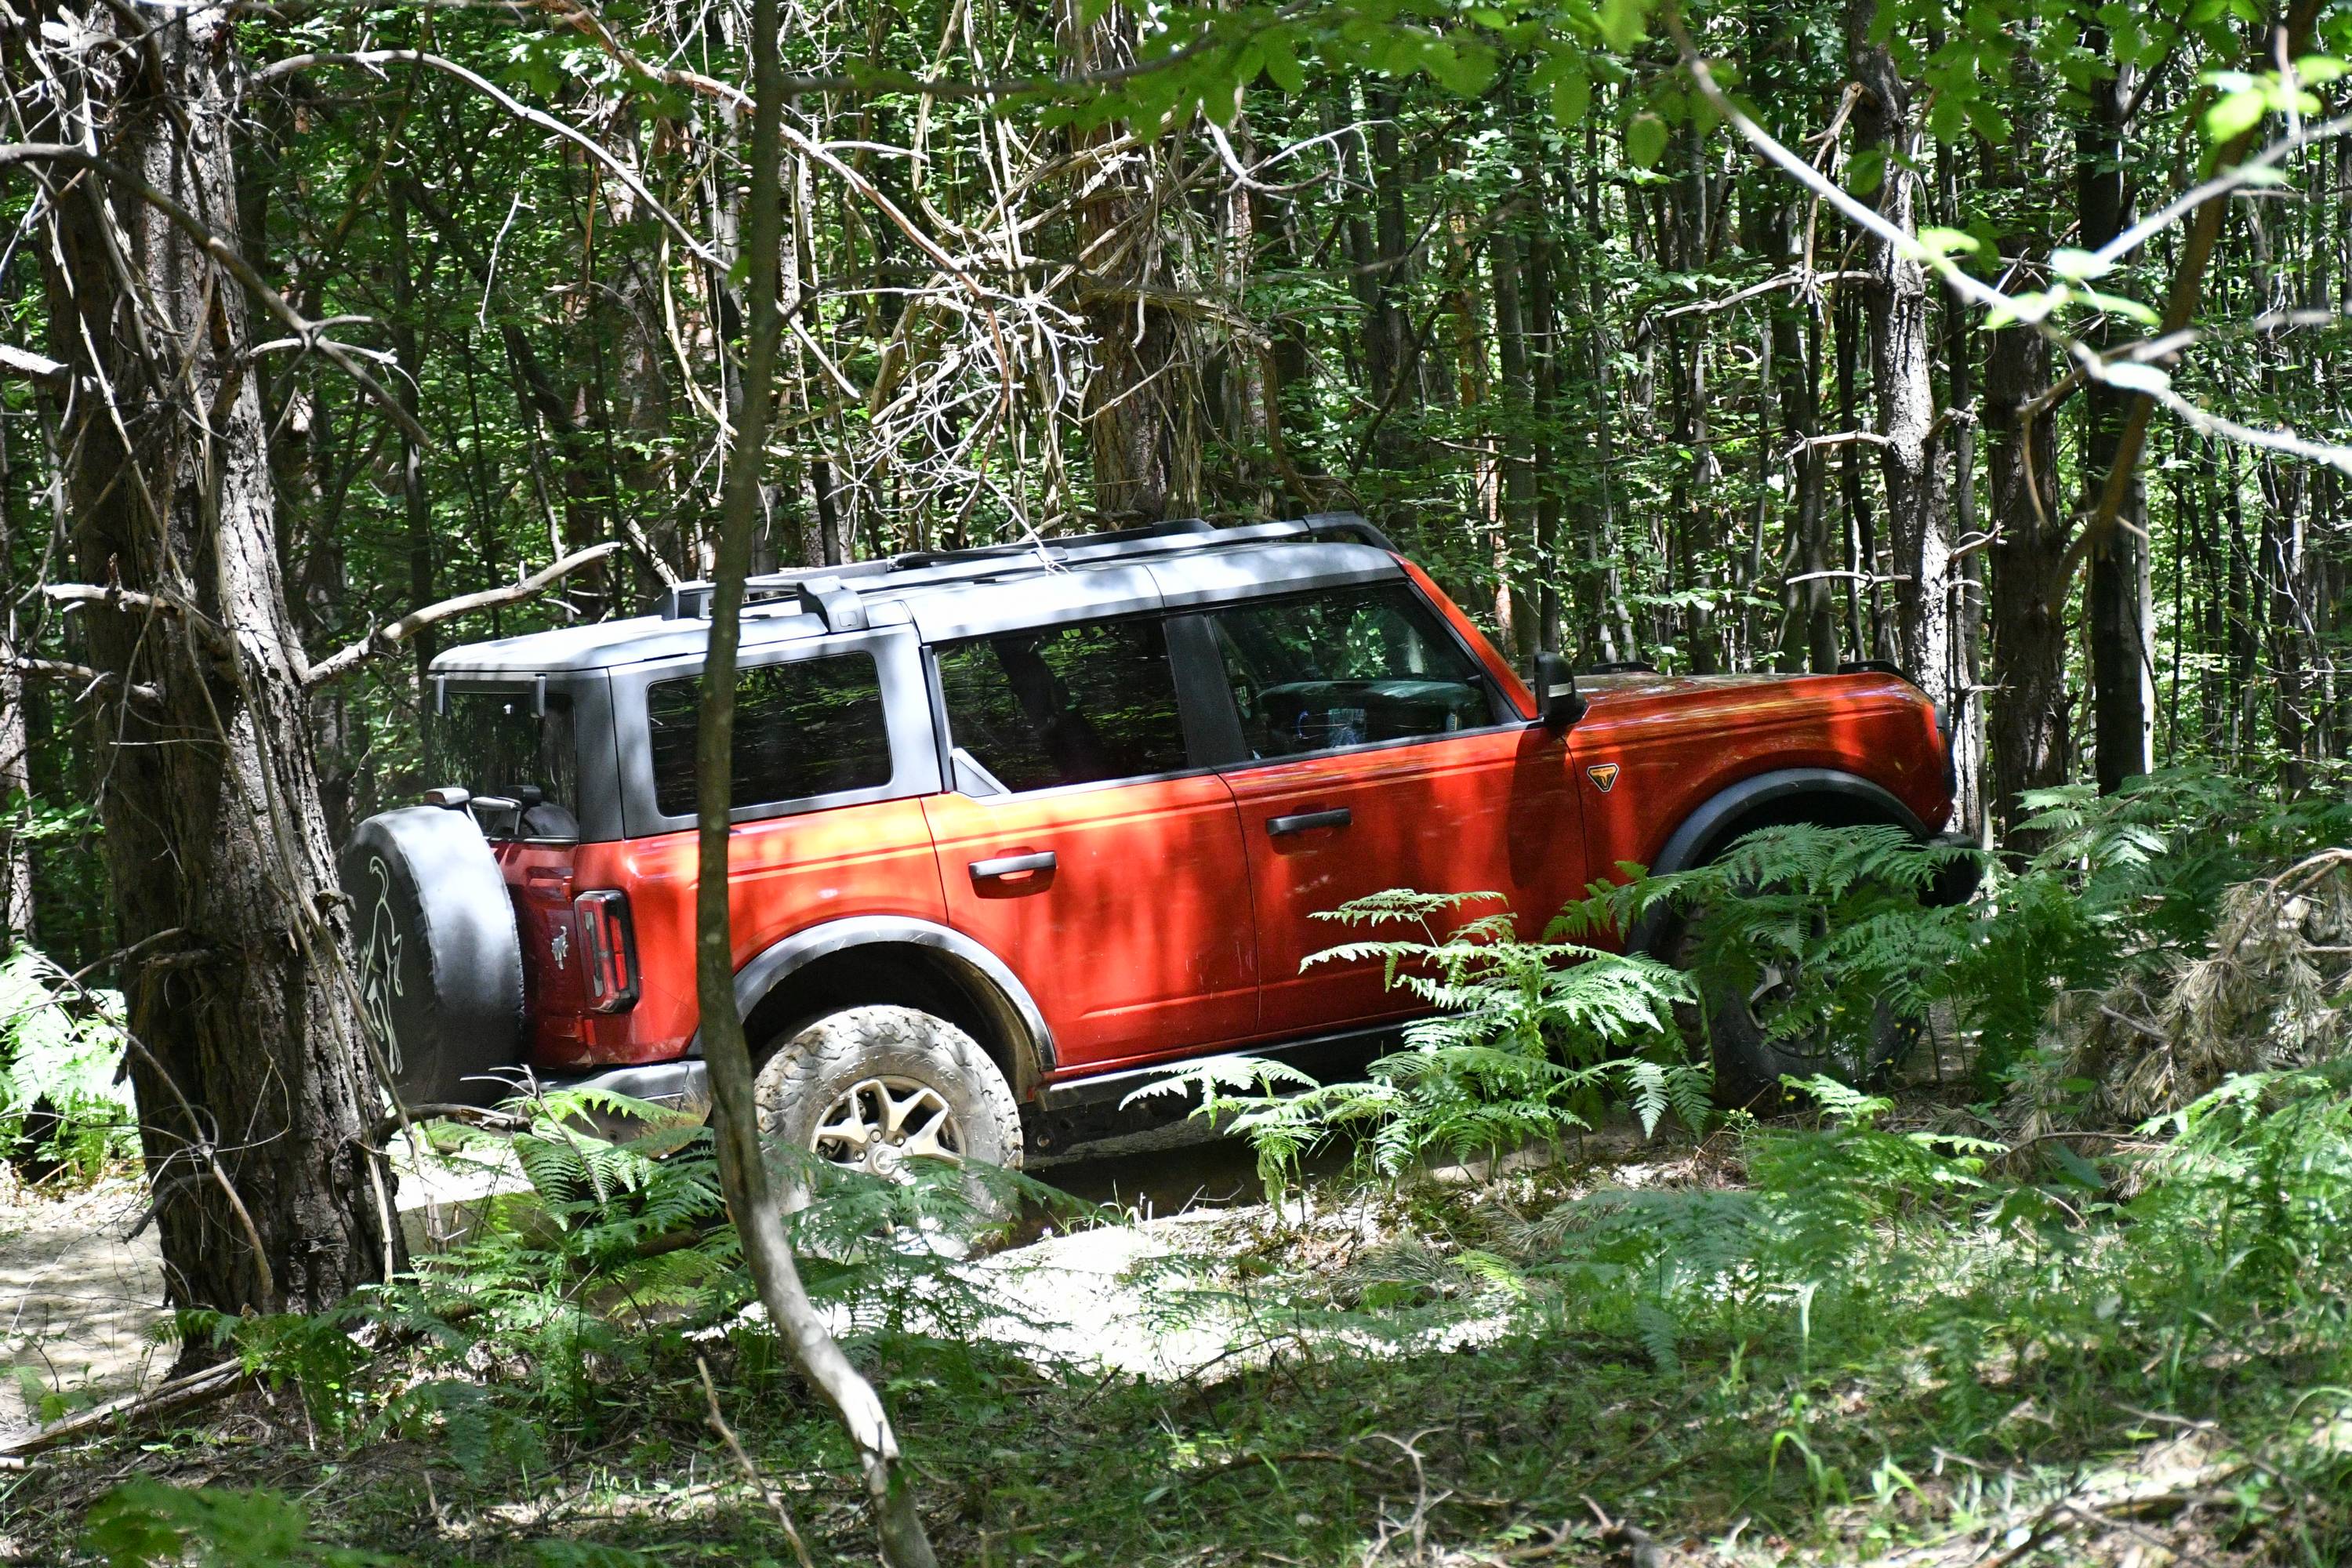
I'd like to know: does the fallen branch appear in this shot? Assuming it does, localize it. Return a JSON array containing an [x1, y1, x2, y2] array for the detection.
[[303, 542, 622, 689], [368, 1102, 532, 1144], [0, 1360, 245, 1460]]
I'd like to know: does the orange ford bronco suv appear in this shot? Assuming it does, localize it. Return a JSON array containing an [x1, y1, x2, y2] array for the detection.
[[342, 514, 1969, 1176]]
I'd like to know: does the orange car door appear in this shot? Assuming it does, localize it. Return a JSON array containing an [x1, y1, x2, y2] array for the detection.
[[923, 615, 1258, 1075], [1201, 583, 1585, 1037]]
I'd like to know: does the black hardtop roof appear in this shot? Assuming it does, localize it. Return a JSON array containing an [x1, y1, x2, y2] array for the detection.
[[429, 514, 1403, 677]]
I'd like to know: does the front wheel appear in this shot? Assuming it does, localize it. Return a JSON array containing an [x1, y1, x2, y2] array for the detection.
[[754, 1005, 1023, 1219], [1671, 909, 1915, 1109]]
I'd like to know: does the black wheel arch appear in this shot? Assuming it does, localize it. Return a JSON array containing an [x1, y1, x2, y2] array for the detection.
[[1625, 767, 1935, 957], [693, 916, 1054, 1098]]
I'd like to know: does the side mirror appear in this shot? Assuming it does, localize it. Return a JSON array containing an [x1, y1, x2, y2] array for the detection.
[[1534, 652, 1587, 731]]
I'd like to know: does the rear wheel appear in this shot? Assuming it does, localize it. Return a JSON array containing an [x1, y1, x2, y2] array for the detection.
[[753, 1005, 1022, 1222]]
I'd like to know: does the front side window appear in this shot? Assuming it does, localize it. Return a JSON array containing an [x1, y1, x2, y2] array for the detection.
[[440, 688, 578, 838], [1207, 584, 1497, 760], [648, 653, 891, 817], [936, 618, 1188, 793]]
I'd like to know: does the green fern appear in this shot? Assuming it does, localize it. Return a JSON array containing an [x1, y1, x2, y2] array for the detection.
[[1138, 887, 1706, 1199]]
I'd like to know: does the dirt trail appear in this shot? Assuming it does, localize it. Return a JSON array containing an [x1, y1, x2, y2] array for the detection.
[[0, 1178, 165, 1437]]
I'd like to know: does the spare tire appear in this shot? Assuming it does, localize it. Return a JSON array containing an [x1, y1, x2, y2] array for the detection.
[[339, 806, 524, 1108]]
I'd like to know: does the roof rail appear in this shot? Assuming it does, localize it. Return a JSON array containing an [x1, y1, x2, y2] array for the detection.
[[650, 512, 1397, 628], [655, 571, 883, 630]]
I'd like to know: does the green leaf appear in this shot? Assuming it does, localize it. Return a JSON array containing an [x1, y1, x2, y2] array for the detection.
[[1917, 226, 1983, 259], [2049, 246, 2112, 282], [1598, 0, 1650, 52], [1261, 32, 1305, 94], [1625, 111, 1668, 170], [2204, 85, 2268, 143], [1549, 62, 1592, 127], [2050, 1144, 2107, 1190]]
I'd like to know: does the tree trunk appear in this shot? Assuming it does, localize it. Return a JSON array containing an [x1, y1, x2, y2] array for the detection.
[[1983, 302, 2068, 849], [24, 0, 399, 1321], [0, 411, 32, 945], [1063, 2, 1192, 526], [1848, 1, 1963, 818], [2077, 23, 2152, 793]]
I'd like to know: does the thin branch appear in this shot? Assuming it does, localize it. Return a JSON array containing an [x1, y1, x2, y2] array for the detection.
[[1661, 11, 2352, 485], [249, 52, 721, 267], [0, 144, 428, 447], [302, 541, 622, 689], [13, 656, 163, 706], [1657, 268, 1872, 321], [699, 1356, 818, 1568]]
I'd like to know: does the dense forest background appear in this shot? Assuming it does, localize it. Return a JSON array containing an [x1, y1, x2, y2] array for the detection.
[[9, 0, 2352, 975]]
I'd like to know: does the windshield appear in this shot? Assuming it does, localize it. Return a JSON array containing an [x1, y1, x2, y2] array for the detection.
[[438, 687, 579, 840]]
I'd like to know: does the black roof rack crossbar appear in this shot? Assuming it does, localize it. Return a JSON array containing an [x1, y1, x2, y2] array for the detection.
[[651, 513, 1396, 627]]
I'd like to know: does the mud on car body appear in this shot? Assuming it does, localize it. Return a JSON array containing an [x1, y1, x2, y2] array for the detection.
[[341, 514, 1972, 1179]]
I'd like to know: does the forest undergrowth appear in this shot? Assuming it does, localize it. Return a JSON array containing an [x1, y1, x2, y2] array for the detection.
[[9, 769, 2352, 1566]]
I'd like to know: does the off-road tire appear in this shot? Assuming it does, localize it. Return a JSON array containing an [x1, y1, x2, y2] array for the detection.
[[1671, 909, 1914, 1110], [753, 1005, 1022, 1211]]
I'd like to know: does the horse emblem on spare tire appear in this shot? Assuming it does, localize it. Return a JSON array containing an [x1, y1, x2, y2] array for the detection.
[[358, 855, 406, 1078]]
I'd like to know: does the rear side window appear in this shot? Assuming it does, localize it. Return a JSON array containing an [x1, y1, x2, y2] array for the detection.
[[1207, 584, 1497, 760], [936, 618, 1188, 793], [648, 653, 891, 817], [440, 688, 579, 838]]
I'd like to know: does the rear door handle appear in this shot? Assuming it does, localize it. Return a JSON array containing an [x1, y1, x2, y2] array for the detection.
[[1267, 808, 1352, 837], [970, 850, 1057, 881]]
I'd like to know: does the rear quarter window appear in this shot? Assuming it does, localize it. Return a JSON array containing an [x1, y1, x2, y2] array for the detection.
[[648, 653, 892, 817]]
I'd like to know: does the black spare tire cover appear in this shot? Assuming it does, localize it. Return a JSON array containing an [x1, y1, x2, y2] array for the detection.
[[339, 806, 524, 1108]]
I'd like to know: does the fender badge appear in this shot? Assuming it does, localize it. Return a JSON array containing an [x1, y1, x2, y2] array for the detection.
[[550, 927, 569, 970], [1586, 763, 1621, 793]]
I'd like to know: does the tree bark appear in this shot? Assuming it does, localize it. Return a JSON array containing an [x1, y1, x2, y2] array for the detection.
[[2077, 22, 2152, 794], [18, 0, 399, 1319], [1063, 2, 1193, 526], [1983, 298, 2067, 849], [1848, 3, 1957, 736], [0, 399, 36, 945]]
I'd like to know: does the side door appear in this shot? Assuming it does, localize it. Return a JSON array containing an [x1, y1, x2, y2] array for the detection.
[[921, 612, 1258, 1076], [1198, 581, 1587, 1038]]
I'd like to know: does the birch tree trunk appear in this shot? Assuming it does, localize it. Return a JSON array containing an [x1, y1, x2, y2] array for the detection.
[[0, 413, 34, 944], [17, 0, 400, 1319]]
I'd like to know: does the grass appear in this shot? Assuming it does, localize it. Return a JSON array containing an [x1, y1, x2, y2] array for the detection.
[[10, 1076, 2352, 1567]]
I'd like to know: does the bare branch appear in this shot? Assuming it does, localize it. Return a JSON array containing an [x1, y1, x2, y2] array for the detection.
[[0, 144, 430, 447], [0, 343, 73, 391], [302, 542, 623, 690], [13, 657, 163, 706], [249, 52, 723, 268], [1661, 10, 2352, 487]]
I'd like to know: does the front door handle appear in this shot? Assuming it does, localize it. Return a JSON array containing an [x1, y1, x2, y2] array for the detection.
[[970, 850, 1057, 881], [1267, 808, 1352, 837]]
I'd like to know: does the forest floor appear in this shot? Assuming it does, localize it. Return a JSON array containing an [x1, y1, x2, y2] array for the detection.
[[0, 1083, 2339, 1566]]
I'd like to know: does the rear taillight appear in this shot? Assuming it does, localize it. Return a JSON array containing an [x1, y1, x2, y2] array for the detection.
[[572, 890, 640, 1013]]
